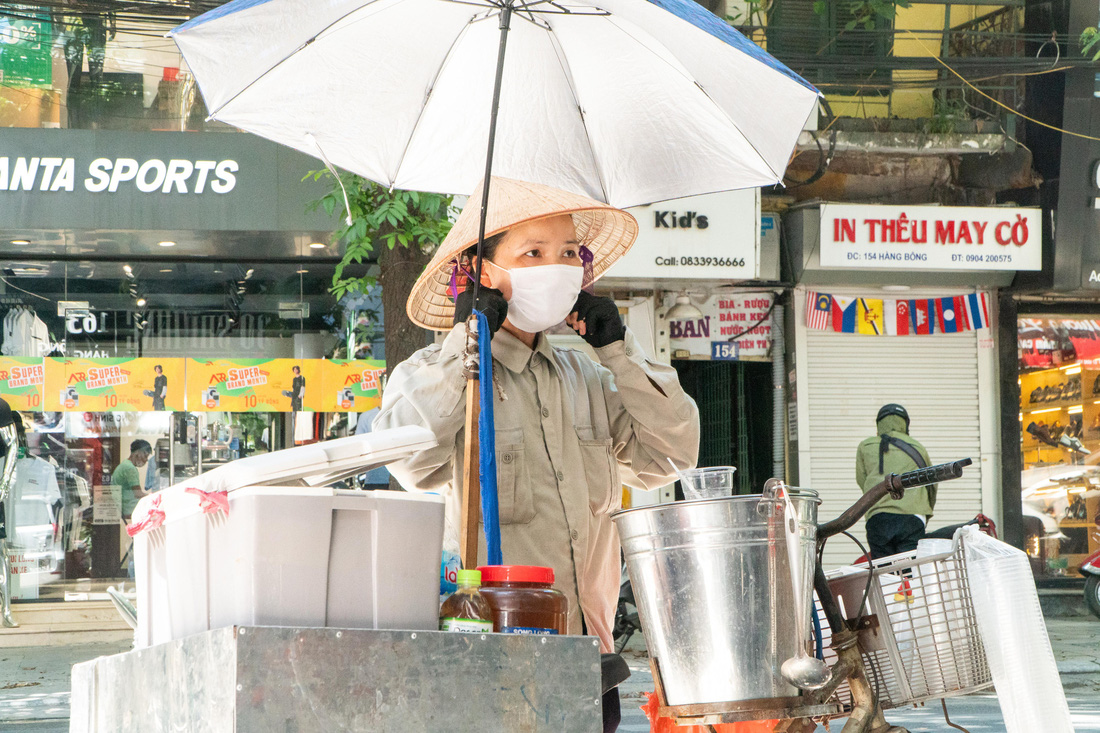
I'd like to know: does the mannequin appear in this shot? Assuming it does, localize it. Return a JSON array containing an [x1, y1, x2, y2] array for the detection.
[[0, 399, 21, 627]]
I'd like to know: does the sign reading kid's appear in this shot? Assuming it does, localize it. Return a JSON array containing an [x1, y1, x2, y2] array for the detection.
[[819, 203, 1041, 271], [44, 358, 185, 412], [320, 360, 386, 412], [186, 359, 321, 412]]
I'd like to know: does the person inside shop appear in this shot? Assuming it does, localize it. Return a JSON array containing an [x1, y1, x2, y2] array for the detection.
[[152, 364, 168, 411], [855, 404, 936, 559], [114, 440, 153, 524], [375, 177, 700, 732]]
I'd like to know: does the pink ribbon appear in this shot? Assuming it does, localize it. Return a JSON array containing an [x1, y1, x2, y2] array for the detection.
[[185, 487, 230, 515], [126, 494, 165, 537]]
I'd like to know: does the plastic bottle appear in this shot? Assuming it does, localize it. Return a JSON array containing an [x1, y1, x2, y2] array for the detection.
[[439, 569, 494, 633], [439, 548, 461, 605]]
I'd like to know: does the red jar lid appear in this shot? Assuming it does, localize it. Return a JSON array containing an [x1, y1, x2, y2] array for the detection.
[[477, 565, 555, 584]]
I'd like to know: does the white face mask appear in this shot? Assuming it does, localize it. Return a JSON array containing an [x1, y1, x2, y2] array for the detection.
[[487, 262, 584, 333]]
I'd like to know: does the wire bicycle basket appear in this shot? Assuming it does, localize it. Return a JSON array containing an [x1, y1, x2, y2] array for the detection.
[[818, 535, 993, 711]]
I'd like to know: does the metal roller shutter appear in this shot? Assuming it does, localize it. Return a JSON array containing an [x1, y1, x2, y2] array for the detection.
[[800, 324, 984, 570]]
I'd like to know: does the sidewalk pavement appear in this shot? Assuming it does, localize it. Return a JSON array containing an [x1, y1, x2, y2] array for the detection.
[[0, 620, 1098, 730]]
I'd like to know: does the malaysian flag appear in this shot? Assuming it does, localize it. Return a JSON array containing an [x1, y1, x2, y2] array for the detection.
[[806, 292, 832, 330]]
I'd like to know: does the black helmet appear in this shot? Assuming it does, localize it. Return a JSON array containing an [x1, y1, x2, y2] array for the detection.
[[877, 403, 909, 430]]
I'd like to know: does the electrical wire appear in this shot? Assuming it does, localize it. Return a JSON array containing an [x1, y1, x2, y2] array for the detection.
[[0, 275, 54, 303], [905, 29, 1100, 142]]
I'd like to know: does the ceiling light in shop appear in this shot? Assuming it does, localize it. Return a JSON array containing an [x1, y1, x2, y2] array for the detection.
[[244, 269, 254, 280], [309, 242, 326, 249], [158, 241, 177, 248], [159, 269, 171, 273], [136, 298, 147, 307], [10, 240, 29, 246], [123, 265, 133, 275], [296, 269, 309, 274]]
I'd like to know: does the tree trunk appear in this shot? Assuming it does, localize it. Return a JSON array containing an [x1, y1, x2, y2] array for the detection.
[[376, 236, 432, 376], [376, 234, 433, 491]]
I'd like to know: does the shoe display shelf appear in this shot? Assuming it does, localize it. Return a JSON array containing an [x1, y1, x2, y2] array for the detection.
[[1020, 364, 1100, 575]]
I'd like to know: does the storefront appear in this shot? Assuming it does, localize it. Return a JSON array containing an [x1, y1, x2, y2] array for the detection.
[[600, 189, 784, 495], [1010, 49, 1100, 582], [0, 125, 379, 605], [785, 202, 1040, 568]]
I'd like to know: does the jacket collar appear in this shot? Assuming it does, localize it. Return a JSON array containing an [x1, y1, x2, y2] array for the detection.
[[492, 328, 557, 373]]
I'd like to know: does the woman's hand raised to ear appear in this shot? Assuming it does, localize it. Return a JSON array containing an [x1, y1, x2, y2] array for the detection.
[[453, 285, 509, 337], [566, 291, 626, 348]]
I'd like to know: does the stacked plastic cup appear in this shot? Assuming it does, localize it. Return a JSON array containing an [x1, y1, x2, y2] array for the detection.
[[678, 466, 736, 501]]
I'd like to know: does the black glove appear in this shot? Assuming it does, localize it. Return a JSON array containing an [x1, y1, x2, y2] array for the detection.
[[568, 291, 625, 348], [453, 285, 508, 337]]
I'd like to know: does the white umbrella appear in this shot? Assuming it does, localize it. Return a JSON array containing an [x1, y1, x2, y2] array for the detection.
[[170, 0, 819, 568], [170, 0, 819, 209]]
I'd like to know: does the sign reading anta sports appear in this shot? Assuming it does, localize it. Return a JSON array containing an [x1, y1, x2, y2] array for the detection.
[[819, 203, 1041, 271]]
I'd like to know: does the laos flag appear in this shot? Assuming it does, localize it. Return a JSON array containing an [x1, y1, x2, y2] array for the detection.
[[937, 296, 968, 333]]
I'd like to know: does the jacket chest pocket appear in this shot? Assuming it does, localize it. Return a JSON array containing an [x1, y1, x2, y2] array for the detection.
[[575, 426, 621, 516], [495, 428, 535, 525]]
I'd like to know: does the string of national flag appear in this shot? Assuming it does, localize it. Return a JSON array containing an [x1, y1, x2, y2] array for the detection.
[[805, 292, 990, 335]]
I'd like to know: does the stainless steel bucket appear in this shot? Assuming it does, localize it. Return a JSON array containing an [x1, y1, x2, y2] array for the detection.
[[613, 491, 820, 706]]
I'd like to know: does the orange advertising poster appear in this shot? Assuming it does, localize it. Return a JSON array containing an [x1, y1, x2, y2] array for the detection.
[[44, 358, 185, 412], [320, 360, 386, 412], [186, 358, 321, 412], [0, 358, 45, 412]]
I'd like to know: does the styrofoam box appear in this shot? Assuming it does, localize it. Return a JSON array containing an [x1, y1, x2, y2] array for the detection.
[[135, 487, 445, 648], [130, 426, 444, 648]]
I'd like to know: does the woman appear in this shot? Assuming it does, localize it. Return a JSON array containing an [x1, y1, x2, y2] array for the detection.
[[375, 177, 699, 653]]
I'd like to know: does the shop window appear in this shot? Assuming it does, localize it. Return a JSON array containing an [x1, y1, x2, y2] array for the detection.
[[0, 11, 219, 132], [0, 260, 384, 604], [1018, 317, 1100, 580]]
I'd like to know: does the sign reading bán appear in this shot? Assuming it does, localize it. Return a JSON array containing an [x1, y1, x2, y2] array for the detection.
[[820, 203, 1041, 271], [667, 292, 774, 361]]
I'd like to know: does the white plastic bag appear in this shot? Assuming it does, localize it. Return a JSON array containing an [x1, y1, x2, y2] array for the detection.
[[960, 526, 1074, 733]]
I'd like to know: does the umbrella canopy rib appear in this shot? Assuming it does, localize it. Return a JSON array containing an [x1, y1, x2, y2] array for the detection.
[[601, 15, 778, 183], [390, 14, 486, 190], [543, 23, 609, 204], [190, 0, 428, 119]]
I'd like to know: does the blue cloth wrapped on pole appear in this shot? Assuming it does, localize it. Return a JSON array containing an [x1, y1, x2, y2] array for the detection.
[[474, 309, 502, 566]]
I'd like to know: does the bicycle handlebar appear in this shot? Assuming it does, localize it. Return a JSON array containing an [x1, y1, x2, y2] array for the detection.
[[896, 459, 970, 490], [817, 458, 972, 541]]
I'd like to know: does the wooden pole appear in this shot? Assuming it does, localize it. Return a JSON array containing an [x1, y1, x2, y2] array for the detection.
[[460, 375, 481, 570]]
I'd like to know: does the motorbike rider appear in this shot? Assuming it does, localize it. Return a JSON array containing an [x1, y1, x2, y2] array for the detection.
[[856, 403, 935, 559]]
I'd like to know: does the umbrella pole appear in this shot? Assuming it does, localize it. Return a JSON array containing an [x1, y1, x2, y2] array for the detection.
[[460, 0, 514, 571]]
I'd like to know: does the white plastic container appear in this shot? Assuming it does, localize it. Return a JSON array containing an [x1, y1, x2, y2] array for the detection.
[[131, 426, 443, 649]]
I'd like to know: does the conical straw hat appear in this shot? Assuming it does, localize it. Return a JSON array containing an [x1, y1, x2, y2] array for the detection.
[[407, 177, 639, 330]]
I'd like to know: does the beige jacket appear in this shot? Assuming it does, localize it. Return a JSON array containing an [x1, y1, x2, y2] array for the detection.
[[375, 324, 699, 651]]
